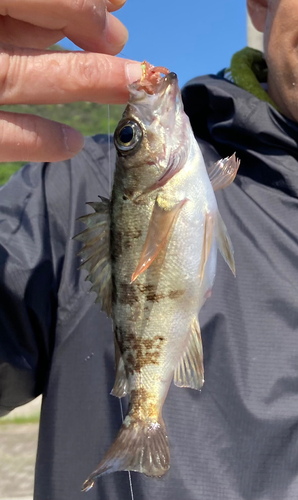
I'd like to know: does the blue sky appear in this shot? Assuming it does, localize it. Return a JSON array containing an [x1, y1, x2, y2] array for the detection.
[[61, 0, 247, 87]]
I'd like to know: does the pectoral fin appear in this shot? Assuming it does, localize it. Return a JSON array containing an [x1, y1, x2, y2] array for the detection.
[[208, 153, 240, 191], [74, 197, 112, 316], [174, 317, 204, 390], [131, 198, 187, 283], [216, 212, 235, 275], [199, 213, 214, 284]]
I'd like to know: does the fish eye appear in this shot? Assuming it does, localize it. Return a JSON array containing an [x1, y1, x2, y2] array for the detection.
[[114, 120, 142, 153]]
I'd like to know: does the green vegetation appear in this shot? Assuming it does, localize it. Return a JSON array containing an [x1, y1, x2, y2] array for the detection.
[[0, 44, 125, 185], [0, 161, 24, 185], [0, 414, 40, 425]]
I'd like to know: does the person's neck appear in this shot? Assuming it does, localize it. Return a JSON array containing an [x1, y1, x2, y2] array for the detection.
[[267, 73, 297, 122]]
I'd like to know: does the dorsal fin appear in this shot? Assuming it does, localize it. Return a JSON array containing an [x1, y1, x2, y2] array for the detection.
[[111, 337, 129, 398], [74, 197, 112, 316]]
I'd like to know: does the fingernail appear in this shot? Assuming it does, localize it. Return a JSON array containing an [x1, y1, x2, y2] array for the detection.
[[125, 62, 142, 84], [62, 126, 85, 154], [108, 0, 125, 6]]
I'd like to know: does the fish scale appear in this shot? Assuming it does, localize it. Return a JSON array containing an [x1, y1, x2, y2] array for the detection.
[[75, 63, 239, 491]]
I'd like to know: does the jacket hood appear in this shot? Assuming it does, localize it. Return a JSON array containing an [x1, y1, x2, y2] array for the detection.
[[182, 74, 298, 198]]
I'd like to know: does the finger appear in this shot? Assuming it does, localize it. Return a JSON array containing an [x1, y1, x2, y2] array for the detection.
[[0, 47, 142, 105], [63, 12, 128, 55], [107, 0, 126, 12], [0, 0, 128, 54], [0, 16, 64, 49], [0, 13, 127, 54], [0, 111, 84, 162]]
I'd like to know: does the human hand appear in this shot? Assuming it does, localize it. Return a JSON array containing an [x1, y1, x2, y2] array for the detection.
[[0, 0, 142, 162]]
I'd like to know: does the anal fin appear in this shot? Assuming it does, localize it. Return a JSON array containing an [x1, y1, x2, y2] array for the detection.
[[174, 318, 204, 391], [199, 213, 214, 284], [216, 212, 235, 276]]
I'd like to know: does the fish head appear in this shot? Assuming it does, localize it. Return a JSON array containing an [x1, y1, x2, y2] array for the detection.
[[114, 63, 192, 191]]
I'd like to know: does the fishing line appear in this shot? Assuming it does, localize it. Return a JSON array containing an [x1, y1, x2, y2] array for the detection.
[[119, 399, 135, 500], [107, 103, 135, 500], [107, 104, 111, 193]]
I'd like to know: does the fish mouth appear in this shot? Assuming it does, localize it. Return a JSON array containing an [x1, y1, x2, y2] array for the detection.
[[143, 71, 179, 99], [129, 63, 179, 99], [156, 72, 180, 116], [127, 64, 182, 134], [158, 72, 178, 97]]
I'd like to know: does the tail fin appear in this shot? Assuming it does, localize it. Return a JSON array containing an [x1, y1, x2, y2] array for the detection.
[[82, 417, 170, 491]]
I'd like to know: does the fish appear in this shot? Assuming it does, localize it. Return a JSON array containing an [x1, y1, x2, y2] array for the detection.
[[75, 62, 240, 492]]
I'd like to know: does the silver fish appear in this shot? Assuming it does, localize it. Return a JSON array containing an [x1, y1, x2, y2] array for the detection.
[[75, 62, 239, 491]]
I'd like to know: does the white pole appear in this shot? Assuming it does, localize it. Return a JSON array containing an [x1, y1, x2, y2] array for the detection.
[[247, 12, 263, 51]]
